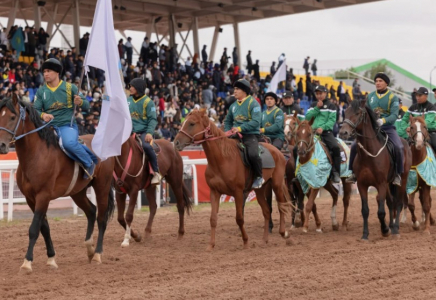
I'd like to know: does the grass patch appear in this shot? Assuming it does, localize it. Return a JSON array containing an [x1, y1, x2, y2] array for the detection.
[[53, 217, 61, 221], [140, 206, 150, 212], [0, 219, 23, 227]]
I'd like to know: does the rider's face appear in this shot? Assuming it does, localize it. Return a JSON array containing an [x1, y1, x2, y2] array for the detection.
[[315, 91, 327, 102], [234, 87, 247, 100], [375, 78, 388, 91], [129, 86, 138, 96], [416, 93, 428, 104], [43, 69, 58, 84], [265, 96, 275, 108]]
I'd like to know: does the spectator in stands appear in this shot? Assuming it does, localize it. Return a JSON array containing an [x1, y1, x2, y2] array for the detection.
[[79, 33, 89, 56], [311, 59, 318, 76], [270, 61, 276, 77], [297, 77, 303, 100], [118, 39, 125, 59], [220, 48, 229, 71], [232, 47, 238, 66], [246, 50, 253, 75], [164, 102, 177, 124], [303, 56, 310, 75], [352, 84, 361, 100], [352, 78, 359, 88], [305, 74, 313, 102], [278, 53, 285, 68], [329, 84, 336, 101], [252, 60, 260, 82], [337, 81, 347, 104], [125, 37, 133, 66], [201, 45, 208, 66], [411, 88, 417, 105]]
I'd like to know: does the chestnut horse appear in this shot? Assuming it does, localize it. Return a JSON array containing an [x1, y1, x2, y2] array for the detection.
[[406, 117, 435, 233], [114, 137, 192, 247], [339, 99, 412, 240], [174, 110, 291, 250], [0, 94, 115, 273], [294, 118, 352, 232]]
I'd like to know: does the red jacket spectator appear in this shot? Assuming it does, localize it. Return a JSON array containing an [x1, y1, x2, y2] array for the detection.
[[159, 97, 165, 113], [8, 70, 16, 84]]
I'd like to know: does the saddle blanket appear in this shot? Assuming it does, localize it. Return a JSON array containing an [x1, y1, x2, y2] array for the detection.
[[296, 137, 350, 194], [406, 145, 436, 195]]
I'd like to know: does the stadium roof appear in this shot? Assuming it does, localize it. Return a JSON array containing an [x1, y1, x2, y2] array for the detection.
[[0, 0, 385, 32]]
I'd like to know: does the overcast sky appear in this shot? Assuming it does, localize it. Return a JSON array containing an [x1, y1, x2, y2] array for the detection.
[[2, 0, 434, 81]]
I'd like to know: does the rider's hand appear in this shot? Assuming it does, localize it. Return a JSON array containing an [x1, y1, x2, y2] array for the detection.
[[74, 95, 83, 105], [145, 133, 153, 143], [42, 113, 54, 122], [376, 119, 384, 127], [232, 127, 241, 133], [315, 128, 323, 135], [260, 128, 265, 133], [317, 100, 323, 108]]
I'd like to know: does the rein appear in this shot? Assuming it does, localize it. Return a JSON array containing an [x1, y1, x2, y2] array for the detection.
[[179, 125, 241, 145], [295, 123, 316, 155], [0, 105, 53, 143]]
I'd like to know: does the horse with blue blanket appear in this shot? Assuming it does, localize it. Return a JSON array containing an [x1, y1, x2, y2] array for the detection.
[[294, 117, 352, 233], [405, 117, 436, 233]]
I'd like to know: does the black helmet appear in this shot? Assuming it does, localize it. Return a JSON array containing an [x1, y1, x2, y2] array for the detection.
[[41, 58, 63, 74]]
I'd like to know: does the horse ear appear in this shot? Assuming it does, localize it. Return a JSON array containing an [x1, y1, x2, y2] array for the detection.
[[360, 98, 367, 108], [309, 117, 315, 126], [293, 111, 298, 119]]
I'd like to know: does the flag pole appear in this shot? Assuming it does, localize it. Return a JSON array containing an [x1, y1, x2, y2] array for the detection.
[[70, 67, 86, 127]]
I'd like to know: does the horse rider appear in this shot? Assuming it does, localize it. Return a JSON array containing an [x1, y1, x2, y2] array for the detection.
[[128, 78, 162, 184], [34, 58, 97, 179], [305, 85, 341, 183], [346, 73, 403, 186], [260, 92, 285, 150], [394, 99, 405, 130], [281, 91, 305, 121], [397, 87, 436, 153], [224, 79, 264, 189]]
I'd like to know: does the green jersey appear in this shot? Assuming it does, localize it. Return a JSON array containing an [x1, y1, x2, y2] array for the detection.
[[305, 99, 337, 131], [261, 106, 284, 141], [34, 80, 87, 127], [367, 90, 399, 126], [224, 96, 261, 135], [397, 101, 436, 139], [127, 95, 157, 135]]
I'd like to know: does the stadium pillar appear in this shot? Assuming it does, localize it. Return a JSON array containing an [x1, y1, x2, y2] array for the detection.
[[33, 3, 41, 30], [72, 0, 80, 48], [209, 25, 220, 63], [233, 22, 241, 67], [6, 0, 18, 32], [46, 2, 58, 39], [192, 17, 200, 56], [169, 14, 177, 48], [146, 17, 155, 40]]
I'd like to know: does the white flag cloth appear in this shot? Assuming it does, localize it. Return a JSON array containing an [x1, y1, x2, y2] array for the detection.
[[267, 58, 287, 94], [84, 0, 132, 160]]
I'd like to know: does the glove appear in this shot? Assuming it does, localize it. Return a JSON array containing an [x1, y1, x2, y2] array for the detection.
[[376, 119, 384, 127]]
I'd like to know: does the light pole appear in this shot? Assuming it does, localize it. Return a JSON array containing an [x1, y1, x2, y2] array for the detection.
[[430, 66, 436, 90]]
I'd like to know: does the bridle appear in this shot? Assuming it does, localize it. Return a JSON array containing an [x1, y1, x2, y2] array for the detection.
[[343, 107, 366, 138], [178, 117, 237, 146], [284, 118, 297, 143], [295, 122, 316, 156], [0, 103, 52, 144], [408, 121, 429, 146]]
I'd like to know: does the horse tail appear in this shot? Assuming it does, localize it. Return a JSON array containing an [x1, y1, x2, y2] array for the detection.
[[105, 183, 116, 222], [182, 182, 193, 215]]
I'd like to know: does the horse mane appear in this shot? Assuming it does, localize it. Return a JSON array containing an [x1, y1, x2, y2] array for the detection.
[[350, 100, 384, 143], [0, 97, 58, 147], [191, 110, 238, 158]]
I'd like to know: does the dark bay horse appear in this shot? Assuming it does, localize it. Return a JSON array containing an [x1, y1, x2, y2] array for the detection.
[[294, 118, 352, 232], [406, 117, 435, 233], [174, 109, 291, 250], [339, 99, 412, 240], [0, 94, 115, 273], [114, 137, 192, 247]]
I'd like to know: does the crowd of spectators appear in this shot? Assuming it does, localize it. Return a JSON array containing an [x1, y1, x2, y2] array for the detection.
[[0, 26, 372, 142]]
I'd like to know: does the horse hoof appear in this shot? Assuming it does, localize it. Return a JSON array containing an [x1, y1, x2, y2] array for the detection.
[[46, 257, 58, 270], [360, 238, 369, 242], [91, 253, 102, 264], [177, 233, 184, 240], [316, 228, 323, 233], [392, 234, 400, 239], [281, 231, 290, 239], [332, 224, 339, 231], [412, 221, 420, 231], [20, 259, 32, 274], [121, 241, 130, 248], [382, 229, 391, 238], [134, 235, 142, 243], [206, 245, 214, 252], [423, 230, 431, 235], [243, 244, 249, 250], [302, 228, 308, 233]]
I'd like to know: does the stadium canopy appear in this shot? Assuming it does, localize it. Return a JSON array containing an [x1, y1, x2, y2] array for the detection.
[[0, 0, 384, 60]]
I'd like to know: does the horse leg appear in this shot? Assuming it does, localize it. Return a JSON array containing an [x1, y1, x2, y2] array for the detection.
[[390, 184, 404, 237], [311, 202, 322, 233], [341, 180, 352, 230], [421, 185, 431, 234], [294, 181, 304, 228], [207, 189, 221, 251], [377, 185, 390, 237], [121, 188, 141, 247], [166, 176, 186, 239], [419, 192, 425, 223], [254, 187, 271, 244], [302, 188, 318, 233], [272, 180, 290, 238], [408, 192, 419, 231], [144, 186, 157, 240], [400, 194, 410, 224], [429, 195, 436, 225], [21, 199, 50, 274], [234, 191, 249, 249], [264, 181, 274, 233], [357, 182, 370, 241], [325, 182, 339, 231], [71, 189, 97, 262]]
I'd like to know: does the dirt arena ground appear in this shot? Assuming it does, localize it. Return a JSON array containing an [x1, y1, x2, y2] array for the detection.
[[1, 191, 436, 300]]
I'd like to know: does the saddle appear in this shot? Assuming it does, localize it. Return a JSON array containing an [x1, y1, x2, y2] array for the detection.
[[132, 133, 161, 155], [236, 142, 275, 169]]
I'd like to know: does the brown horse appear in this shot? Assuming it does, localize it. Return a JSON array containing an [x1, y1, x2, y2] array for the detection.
[[294, 118, 352, 232], [0, 94, 115, 273], [174, 109, 291, 250], [114, 137, 192, 247], [406, 117, 435, 233], [339, 99, 412, 240]]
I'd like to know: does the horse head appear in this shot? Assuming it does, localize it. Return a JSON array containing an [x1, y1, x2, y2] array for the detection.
[[284, 111, 299, 145], [174, 108, 210, 151], [339, 99, 367, 140], [408, 116, 429, 151], [295, 117, 315, 158], [0, 93, 26, 154]]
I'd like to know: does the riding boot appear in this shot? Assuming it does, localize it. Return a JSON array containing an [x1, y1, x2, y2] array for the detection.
[[331, 154, 341, 183], [393, 174, 402, 186], [292, 146, 299, 184]]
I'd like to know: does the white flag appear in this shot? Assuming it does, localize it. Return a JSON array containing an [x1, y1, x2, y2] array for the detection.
[[267, 59, 287, 94], [84, 0, 132, 160]]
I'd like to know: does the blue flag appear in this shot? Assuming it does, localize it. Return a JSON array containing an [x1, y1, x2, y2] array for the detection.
[[11, 27, 25, 58]]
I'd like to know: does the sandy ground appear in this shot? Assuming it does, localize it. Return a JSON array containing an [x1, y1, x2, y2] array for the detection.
[[1, 191, 436, 300]]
